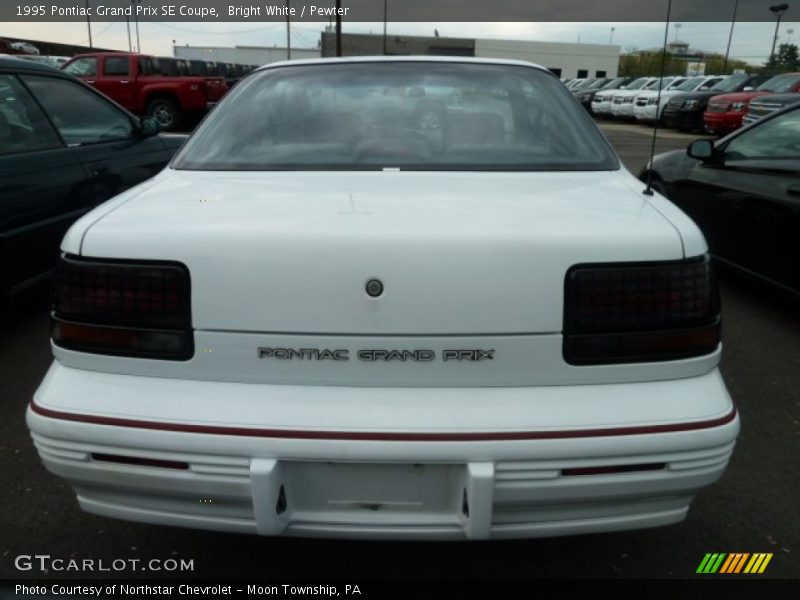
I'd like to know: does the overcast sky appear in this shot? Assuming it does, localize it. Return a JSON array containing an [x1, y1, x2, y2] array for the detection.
[[5, 21, 799, 65]]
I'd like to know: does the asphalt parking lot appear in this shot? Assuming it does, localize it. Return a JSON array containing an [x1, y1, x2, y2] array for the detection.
[[1, 121, 798, 581]]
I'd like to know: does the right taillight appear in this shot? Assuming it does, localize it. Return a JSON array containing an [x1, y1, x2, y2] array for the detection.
[[563, 255, 720, 365], [51, 255, 193, 360]]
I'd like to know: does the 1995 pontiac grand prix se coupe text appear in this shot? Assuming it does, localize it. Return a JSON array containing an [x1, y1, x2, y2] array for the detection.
[[27, 57, 739, 540]]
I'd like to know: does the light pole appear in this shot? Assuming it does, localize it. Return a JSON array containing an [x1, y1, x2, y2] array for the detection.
[[723, 0, 739, 73], [85, 0, 93, 48], [131, 0, 142, 53], [383, 0, 388, 55], [769, 3, 790, 65], [609, 26, 615, 45], [335, 0, 342, 56], [673, 23, 682, 43], [126, 16, 132, 51], [285, 0, 291, 59]]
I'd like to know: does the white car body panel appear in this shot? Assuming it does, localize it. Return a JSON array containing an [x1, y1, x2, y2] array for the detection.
[[28, 57, 736, 540], [76, 169, 689, 336]]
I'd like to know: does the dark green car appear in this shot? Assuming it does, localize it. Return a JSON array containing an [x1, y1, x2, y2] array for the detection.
[[0, 57, 186, 299]]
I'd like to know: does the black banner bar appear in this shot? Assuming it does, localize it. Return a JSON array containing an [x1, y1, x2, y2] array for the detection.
[[2, 0, 798, 22]]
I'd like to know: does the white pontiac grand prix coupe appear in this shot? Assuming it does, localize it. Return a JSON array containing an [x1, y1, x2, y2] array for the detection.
[[28, 57, 738, 540]]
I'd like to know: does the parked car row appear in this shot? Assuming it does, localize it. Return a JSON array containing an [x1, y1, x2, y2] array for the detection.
[[702, 73, 800, 134], [589, 71, 800, 135], [661, 73, 773, 132], [592, 75, 726, 122]]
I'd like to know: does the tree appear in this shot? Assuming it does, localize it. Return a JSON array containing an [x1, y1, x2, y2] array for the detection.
[[619, 49, 750, 78], [766, 43, 799, 72]]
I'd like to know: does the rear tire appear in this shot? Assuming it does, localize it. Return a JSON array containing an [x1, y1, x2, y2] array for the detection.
[[147, 97, 181, 131]]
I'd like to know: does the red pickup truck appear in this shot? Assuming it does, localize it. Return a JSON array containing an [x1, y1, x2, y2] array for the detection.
[[61, 52, 228, 130]]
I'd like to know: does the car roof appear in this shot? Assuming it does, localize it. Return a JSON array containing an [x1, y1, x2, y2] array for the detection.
[[0, 55, 62, 72], [255, 55, 550, 73]]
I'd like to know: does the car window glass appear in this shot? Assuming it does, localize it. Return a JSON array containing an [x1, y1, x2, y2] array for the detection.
[[62, 57, 97, 77], [674, 77, 705, 91], [709, 76, 746, 92], [139, 57, 154, 75], [725, 108, 800, 160], [21, 75, 133, 145], [175, 63, 618, 171], [0, 74, 61, 155], [104, 56, 129, 76], [759, 74, 800, 93]]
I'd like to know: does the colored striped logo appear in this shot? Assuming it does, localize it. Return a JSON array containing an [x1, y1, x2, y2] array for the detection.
[[696, 553, 773, 574]]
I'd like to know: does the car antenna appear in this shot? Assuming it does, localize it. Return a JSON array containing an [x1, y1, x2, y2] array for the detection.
[[643, 0, 673, 196]]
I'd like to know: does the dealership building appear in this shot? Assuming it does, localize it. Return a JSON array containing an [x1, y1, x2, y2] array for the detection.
[[176, 32, 620, 79]]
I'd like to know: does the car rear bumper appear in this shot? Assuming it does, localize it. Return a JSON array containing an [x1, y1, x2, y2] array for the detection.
[[28, 362, 738, 540]]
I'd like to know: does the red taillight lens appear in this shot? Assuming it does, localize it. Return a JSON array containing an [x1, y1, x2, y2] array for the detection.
[[564, 255, 720, 365], [52, 255, 193, 360]]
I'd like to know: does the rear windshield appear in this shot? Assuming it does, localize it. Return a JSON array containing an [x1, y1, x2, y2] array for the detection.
[[759, 74, 800, 93], [173, 62, 618, 172]]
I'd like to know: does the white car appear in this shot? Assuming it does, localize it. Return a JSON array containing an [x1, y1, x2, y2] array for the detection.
[[634, 75, 727, 123], [28, 57, 738, 540], [593, 76, 647, 116], [610, 77, 660, 118], [9, 41, 40, 55]]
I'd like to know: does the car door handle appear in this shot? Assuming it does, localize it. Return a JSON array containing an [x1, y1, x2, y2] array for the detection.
[[787, 185, 800, 196], [120, 80, 130, 84], [85, 80, 95, 84]]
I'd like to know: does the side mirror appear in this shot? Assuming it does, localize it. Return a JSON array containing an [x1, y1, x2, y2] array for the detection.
[[687, 139, 716, 163], [139, 116, 160, 137]]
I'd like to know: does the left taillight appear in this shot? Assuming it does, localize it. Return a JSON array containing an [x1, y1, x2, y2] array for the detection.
[[51, 255, 193, 360]]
